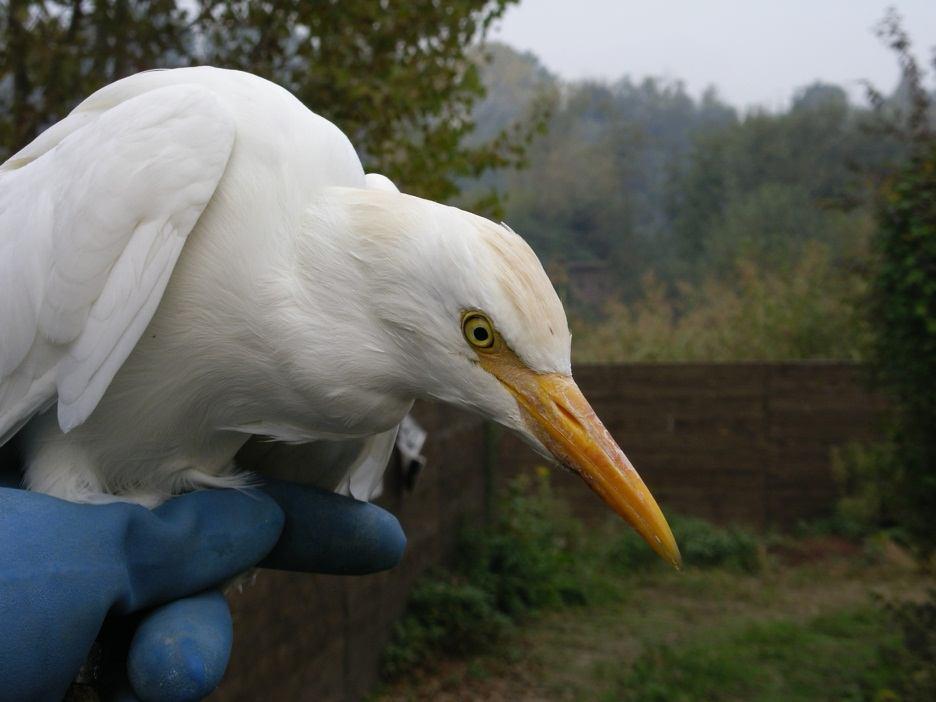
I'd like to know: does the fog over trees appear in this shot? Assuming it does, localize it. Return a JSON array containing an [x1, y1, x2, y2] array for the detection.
[[467, 43, 906, 300], [456, 39, 935, 364]]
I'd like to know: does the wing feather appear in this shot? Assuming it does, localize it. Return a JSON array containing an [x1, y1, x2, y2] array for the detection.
[[0, 83, 235, 442], [235, 424, 402, 503]]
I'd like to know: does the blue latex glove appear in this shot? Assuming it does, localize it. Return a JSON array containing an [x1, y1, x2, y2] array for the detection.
[[0, 476, 406, 702]]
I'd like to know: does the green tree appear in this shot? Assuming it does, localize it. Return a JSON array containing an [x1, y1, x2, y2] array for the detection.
[[864, 9, 936, 549], [666, 82, 890, 275], [0, 1, 191, 154], [503, 81, 641, 272], [477, 68, 736, 295], [0, 0, 531, 201]]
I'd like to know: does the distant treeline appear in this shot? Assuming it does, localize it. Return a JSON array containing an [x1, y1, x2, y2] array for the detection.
[[470, 43, 904, 293], [465, 43, 918, 361]]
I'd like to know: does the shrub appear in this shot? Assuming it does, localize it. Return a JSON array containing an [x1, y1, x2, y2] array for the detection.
[[866, 14, 936, 553], [608, 514, 762, 574], [879, 589, 936, 702], [456, 469, 588, 616], [829, 441, 911, 540], [381, 470, 586, 679], [869, 145, 936, 552], [606, 524, 663, 572], [570, 243, 871, 363], [671, 516, 763, 573], [380, 579, 510, 678]]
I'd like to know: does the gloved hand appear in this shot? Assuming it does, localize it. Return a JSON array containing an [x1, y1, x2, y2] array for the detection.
[[0, 477, 406, 702]]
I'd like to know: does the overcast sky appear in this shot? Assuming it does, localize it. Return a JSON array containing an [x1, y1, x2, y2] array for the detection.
[[490, 1, 936, 110]]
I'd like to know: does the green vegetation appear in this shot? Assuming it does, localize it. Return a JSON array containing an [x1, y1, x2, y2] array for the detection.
[[381, 471, 588, 678], [466, 42, 893, 317], [571, 243, 871, 362], [466, 46, 885, 361], [801, 13, 936, 555], [880, 589, 936, 701], [608, 608, 902, 702], [829, 441, 907, 541], [380, 580, 511, 679], [382, 473, 766, 681], [607, 513, 761, 575], [868, 57, 936, 552], [461, 18, 934, 367], [669, 515, 762, 573], [376, 472, 930, 702], [454, 471, 589, 616]]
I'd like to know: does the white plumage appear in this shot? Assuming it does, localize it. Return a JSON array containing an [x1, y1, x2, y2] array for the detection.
[[0, 82, 234, 443], [0, 67, 680, 566], [0, 67, 556, 503]]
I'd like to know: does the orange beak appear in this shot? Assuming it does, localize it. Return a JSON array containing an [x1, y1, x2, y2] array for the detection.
[[481, 351, 681, 568]]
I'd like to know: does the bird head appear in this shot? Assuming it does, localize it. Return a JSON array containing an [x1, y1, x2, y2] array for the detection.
[[303, 187, 680, 567]]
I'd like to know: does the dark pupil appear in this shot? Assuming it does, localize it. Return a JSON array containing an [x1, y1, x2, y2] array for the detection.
[[473, 327, 489, 342]]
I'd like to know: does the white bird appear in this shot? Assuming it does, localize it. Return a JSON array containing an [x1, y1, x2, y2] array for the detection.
[[0, 67, 679, 566]]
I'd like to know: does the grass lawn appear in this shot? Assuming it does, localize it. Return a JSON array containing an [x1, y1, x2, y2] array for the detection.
[[373, 531, 930, 701]]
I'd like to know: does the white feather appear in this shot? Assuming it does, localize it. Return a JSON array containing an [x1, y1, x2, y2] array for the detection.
[[364, 172, 400, 193], [0, 83, 235, 442]]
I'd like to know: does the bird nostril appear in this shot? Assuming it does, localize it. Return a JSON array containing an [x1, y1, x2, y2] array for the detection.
[[553, 399, 585, 434]]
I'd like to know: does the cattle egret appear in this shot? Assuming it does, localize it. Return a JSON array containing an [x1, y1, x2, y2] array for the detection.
[[0, 68, 680, 567]]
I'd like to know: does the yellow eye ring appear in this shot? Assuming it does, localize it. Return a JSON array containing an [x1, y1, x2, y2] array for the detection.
[[462, 312, 495, 349]]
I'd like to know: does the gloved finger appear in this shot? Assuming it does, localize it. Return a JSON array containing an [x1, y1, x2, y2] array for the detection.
[[0, 486, 284, 616], [0, 487, 281, 701], [116, 488, 284, 612], [0, 488, 132, 702], [126, 590, 232, 702], [257, 478, 406, 574]]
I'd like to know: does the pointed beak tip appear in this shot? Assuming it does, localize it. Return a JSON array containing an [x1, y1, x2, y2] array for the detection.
[[646, 518, 682, 570], [665, 544, 683, 571]]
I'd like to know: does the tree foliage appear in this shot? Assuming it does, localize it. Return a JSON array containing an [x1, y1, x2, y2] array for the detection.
[[865, 10, 936, 550], [469, 56, 738, 295], [666, 82, 894, 275], [0, 0, 534, 201]]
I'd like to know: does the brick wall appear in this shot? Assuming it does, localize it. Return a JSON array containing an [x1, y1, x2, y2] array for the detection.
[[212, 362, 887, 700]]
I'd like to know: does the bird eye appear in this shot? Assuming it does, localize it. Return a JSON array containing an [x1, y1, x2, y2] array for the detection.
[[462, 312, 495, 349]]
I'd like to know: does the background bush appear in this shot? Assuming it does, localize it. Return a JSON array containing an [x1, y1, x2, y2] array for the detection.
[[380, 579, 510, 679], [869, 141, 936, 551], [609, 514, 762, 574], [879, 589, 936, 702], [570, 243, 871, 363]]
